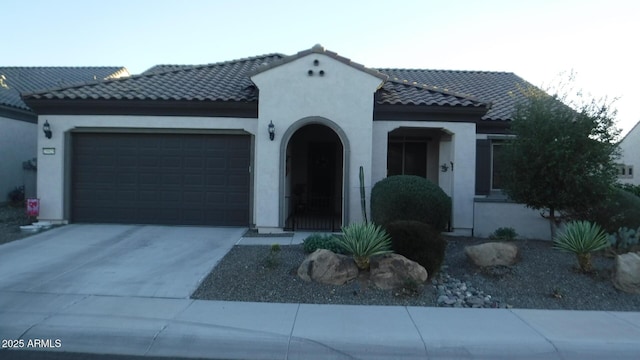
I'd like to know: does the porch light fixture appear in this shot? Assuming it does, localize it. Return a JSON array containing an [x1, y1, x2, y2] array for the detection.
[[268, 120, 275, 141], [43, 120, 52, 139]]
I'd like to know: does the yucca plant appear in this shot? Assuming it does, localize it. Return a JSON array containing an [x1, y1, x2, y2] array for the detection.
[[333, 222, 393, 270], [553, 220, 610, 272]]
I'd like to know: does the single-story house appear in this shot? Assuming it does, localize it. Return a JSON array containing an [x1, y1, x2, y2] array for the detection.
[[617, 120, 639, 185], [22, 45, 552, 239], [0, 66, 129, 203]]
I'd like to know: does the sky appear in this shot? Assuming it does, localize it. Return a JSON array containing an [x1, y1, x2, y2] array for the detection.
[[4, 0, 638, 137]]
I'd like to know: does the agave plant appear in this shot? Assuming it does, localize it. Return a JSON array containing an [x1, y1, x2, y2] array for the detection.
[[553, 221, 609, 272], [334, 222, 393, 270]]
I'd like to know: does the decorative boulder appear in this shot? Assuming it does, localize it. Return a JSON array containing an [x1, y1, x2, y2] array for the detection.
[[464, 242, 518, 267], [297, 249, 358, 286], [613, 252, 640, 294], [370, 254, 428, 290]]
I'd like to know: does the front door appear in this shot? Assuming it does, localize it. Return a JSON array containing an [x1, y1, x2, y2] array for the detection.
[[308, 142, 336, 211], [284, 124, 343, 231]]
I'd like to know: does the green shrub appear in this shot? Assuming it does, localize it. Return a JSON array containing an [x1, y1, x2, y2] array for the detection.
[[371, 175, 451, 230], [553, 220, 609, 272], [489, 227, 518, 241], [576, 188, 640, 233], [617, 183, 640, 198], [385, 220, 447, 278], [264, 244, 282, 269], [333, 222, 393, 270], [7, 186, 25, 206], [302, 233, 344, 254]]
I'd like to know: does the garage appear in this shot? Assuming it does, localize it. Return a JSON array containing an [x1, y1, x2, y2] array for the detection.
[[71, 132, 251, 226]]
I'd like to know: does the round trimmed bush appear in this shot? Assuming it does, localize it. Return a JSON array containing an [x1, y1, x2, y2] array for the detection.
[[302, 233, 345, 254], [371, 175, 451, 230], [385, 220, 447, 278]]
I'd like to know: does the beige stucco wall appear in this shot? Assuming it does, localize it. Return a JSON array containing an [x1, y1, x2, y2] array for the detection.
[[251, 53, 384, 232], [619, 122, 640, 185], [36, 115, 257, 223], [474, 201, 552, 240], [372, 121, 476, 236], [0, 116, 37, 203]]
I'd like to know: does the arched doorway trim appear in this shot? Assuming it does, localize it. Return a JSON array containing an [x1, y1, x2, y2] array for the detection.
[[279, 116, 350, 229]]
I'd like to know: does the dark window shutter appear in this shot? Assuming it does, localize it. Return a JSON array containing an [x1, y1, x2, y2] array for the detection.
[[475, 139, 491, 195]]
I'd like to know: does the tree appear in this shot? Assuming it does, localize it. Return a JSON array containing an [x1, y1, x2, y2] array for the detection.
[[499, 79, 620, 237]]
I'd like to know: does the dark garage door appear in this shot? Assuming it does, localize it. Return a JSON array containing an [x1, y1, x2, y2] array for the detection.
[[72, 133, 251, 226]]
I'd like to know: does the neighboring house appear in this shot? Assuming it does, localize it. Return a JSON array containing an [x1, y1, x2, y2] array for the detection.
[[0, 66, 129, 204], [617, 120, 640, 185], [22, 45, 551, 239]]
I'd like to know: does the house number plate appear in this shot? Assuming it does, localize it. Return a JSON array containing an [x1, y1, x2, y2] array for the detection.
[[42, 148, 55, 155]]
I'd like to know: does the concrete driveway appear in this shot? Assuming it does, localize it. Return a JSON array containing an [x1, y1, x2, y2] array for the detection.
[[0, 224, 245, 298]]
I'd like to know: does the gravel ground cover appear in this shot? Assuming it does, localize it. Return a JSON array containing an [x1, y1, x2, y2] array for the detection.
[[193, 237, 640, 311]]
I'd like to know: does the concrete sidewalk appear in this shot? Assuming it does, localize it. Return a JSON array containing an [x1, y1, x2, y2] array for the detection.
[[2, 291, 640, 359]]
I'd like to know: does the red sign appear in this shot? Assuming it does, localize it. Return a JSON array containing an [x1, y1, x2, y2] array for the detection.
[[27, 198, 39, 217]]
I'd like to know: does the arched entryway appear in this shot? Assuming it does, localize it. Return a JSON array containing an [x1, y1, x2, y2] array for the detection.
[[283, 123, 344, 231]]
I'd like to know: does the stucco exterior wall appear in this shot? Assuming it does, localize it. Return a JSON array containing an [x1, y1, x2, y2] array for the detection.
[[35, 115, 257, 223], [0, 116, 37, 203], [251, 53, 384, 231], [372, 121, 476, 235], [619, 122, 640, 185], [474, 200, 551, 240]]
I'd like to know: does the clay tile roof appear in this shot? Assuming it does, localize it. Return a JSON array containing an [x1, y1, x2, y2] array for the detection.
[[377, 78, 487, 109], [24, 54, 285, 103], [0, 67, 128, 111], [376, 69, 535, 121], [22, 49, 538, 121]]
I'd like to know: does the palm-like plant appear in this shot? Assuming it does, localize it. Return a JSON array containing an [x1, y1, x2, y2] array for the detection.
[[334, 222, 393, 270], [553, 220, 610, 272]]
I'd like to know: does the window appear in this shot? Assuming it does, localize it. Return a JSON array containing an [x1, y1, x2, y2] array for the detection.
[[387, 140, 427, 178], [491, 143, 503, 190], [475, 138, 508, 195], [618, 164, 634, 179]]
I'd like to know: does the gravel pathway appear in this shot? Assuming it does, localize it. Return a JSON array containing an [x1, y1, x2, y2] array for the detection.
[[193, 237, 640, 311]]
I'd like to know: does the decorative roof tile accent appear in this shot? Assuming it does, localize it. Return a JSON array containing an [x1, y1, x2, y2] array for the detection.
[[249, 44, 388, 81], [0, 67, 128, 111]]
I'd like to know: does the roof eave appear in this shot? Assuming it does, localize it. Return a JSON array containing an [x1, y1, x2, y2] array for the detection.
[[374, 103, 489, 122], [23, 99, 258, 118], [0, 104, 37, 123]]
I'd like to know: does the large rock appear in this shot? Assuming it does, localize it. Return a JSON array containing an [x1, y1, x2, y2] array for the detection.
[[464, 242, 518, 267], [297, 249, 358, 286], [613, 252, 640, 294], [370, 254, 428, 290]]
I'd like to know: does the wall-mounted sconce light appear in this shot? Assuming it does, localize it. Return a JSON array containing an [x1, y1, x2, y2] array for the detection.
[[268, 120, 275, 141], [440, 161, 455, 172], [43, 120, 52, 139]]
